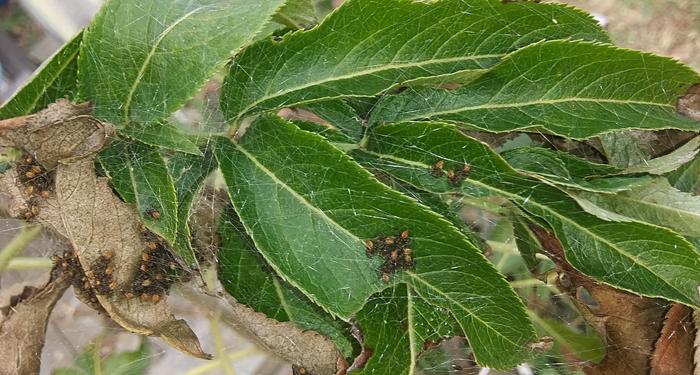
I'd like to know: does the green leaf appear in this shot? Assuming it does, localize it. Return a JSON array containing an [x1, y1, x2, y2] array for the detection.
[[291, 120, 356, 144], [168, 150, 216, 266], [512, 214, 542, 271], [530, 314, 605, 364], [222, 0, 608, 122], [354, 284, 461, 375], [668, 154, 700, 194], [217, 208, 355, 358], [273, 0, 318, 30], [502, 147, 653, 193], [623, 137, 700, 175], [78, 0, 286, 125], [98, 140, 178, 243], [303, 99, 366, 141], [363, 121, 700, 308], [213, 115, 537, 368], [0, 31, 82, 119], [598, 131, 647, 168], [122, 121, 203, 156], [571, 179, 700, 237], [369, 41, 700, 139], [54, 340, 151, 375]]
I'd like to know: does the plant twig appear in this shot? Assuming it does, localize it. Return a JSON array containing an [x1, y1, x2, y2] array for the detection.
[[0, 225, 42, 273]]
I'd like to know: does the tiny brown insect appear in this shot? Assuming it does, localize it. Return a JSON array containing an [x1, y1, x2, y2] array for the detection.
[[404, 248, 412, 257], [146, 242, 157, 250], [298, 368, 307, 375], [364, 240, 374, 251], [400, 229, 410, 239], [25, 185, 34, 195], [382, 273, 390, 283], [148, 209, 161, 220], [31, 166, 42, 174], [83, 281, 91, 289], [109, 281, 117, 290], [462, 163, 472, 173], [168, 262, 177, 270], [24, 155, 33, 164], [140, 293, 150, 302], [25, 171, 35, 178], [385, 236, 395, 246], [155, 273, 163, 281], [23, 211, 33, 219], [140, 264, 148, 272], [390, 250, 399, 261], [151, 294, 161, 303], [105, 266, 114, 275], [30, 205, 40, 216], [125, 292, 135, 299], [142, 252, 150, 262], [40, 190, 50, 198], [103, 250, 114, 260], [446, 170, 455, 179], [142, 279, 152, 287]]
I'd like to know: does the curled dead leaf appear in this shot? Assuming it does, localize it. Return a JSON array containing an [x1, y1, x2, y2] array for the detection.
[[0, 276, 70, 375], [0, 100, 209, 359]]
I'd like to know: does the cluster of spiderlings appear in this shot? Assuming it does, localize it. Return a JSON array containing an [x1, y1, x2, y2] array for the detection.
[[51, 251, 105, 313], [123, 230, 182, 304], [365, 229, 416, 283], [16, 153, 54, 219], [89, 251, 116, 296], [429, 159, 471, 186]]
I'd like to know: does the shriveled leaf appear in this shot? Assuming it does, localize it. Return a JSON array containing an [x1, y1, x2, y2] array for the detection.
[[218, 208, 355, 358], [650, 304, 695, 375], [0, 278, 70, 375], [213, 116, 537, 368], [0, 31, 82, 119], [78, 0, 286, 125], [122, 121, 202, 156], [354, 284, 461, 375], [370, 41, 700, 139], [222, 0, 608, 122], [502, 147, 652, 193], [168, 150, 216, 266], [572, 179, 700, 236], [623, 137, 700, 175], [98, 140, 178, 244], [363, 121, 700, 308], [1, 101, 208, 359]]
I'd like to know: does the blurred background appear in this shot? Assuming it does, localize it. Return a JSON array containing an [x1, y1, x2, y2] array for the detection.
[[0, 1, 698, 374]]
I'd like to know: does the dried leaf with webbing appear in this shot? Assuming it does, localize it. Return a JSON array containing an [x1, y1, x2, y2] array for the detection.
[[0, 99, 209, 359]]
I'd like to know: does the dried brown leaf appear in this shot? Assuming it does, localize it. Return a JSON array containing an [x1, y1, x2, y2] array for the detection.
[[0, 100, 209, 359], [0, 276, 70, 375]]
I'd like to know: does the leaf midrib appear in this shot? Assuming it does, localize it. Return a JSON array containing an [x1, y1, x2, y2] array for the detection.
[[122, 7, 204, 123], [364, 150, 690, 301], [391, 97, 676, 122], [222, 138, 368, 318], [234, 53, 501, 119]]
